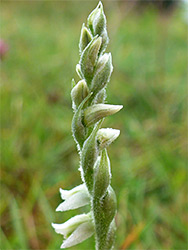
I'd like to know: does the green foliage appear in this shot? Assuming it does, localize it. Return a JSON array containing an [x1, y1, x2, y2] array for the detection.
[[1, 1, 187, 250]]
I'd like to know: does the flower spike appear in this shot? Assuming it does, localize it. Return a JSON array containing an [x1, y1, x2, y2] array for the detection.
[[52, 2, 123, 249]]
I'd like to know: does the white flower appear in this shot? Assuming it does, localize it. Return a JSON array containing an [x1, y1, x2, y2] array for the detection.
[[56, 184, 90, 212], [52, 213, 94, 248], [84, 104, 123, 127], [61, 221, 94, 248], [97, 128, 120, 149]]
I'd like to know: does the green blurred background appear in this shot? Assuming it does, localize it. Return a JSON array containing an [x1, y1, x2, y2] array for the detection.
[[1, 1, 187, 249]]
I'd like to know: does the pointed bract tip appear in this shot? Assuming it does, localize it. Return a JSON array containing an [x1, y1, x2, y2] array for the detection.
[[98, 1, 103, 9]]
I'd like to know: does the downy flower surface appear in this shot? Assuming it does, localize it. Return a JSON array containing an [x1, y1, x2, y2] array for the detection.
[[52, 2, 123, 249]]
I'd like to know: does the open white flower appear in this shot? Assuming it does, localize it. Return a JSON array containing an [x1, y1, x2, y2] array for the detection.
[[61, 221, 94, 248], [56, 184, 90, 212], [52, 213, 94, 248]]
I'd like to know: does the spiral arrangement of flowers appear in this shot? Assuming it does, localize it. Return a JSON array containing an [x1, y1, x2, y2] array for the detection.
[[52, 2, 123, 249]]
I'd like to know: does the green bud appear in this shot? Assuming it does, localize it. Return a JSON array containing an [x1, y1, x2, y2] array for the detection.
[[80, 36, 102, 84], [93, 186, 117, 250], [72, 93, 92, 149], [91, 53, 113, 96], [81, 120, 103, 193], [71, 79, 89, 110], [87, 1, 106, 36], [76, 64, 83, 79], [79, 23, 92, 54], [101, 186, 117, 231], [99, 29, 109, 54], [105, 219, 116, 250], [94, 149, 111, 199], [94, 88, 106, 104], [102, 186, 117, 226], [84, 104, 123, 127], [87, 2, 100, 35], [97, 128, 120, 149], [87, 2, 109, 53]]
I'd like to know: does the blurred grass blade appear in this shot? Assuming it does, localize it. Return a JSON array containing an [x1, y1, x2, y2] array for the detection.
[[0, 228, 13, 250], [10, 197, 28, 249], [38, 187, 54, 225]]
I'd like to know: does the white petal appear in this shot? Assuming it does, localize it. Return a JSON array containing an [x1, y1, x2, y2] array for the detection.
[[56, 191, 90, 212], [97, 128, 120, 149], [51, 213, 91, 238], [59, 184, 88, 200], [61, 221, 94, 248]]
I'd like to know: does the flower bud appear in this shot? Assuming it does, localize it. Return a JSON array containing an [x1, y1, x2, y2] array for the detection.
[[94, 149, 111, 199], [91, 53, 113, 96], [94, 88, 106, 104], [99, 29, 109, 54], [81, 120, 102, 193], [102, 186, 117, 225], [76, 64, 83, 79], [84, 104, 123, 127], [97, 128, 120, 149], [87, 1, 106, 36], [105, 219, 116, 250], [80, 36, 102, 84], [79, 23, 92, 54], [71, 79, 89, 110], [93, 186, 117, 249], [87, 2, 109, 53], [72, 93, 92, 149]]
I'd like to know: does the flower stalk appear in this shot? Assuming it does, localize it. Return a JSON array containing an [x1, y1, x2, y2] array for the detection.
[[52, 2, 123, 249]]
